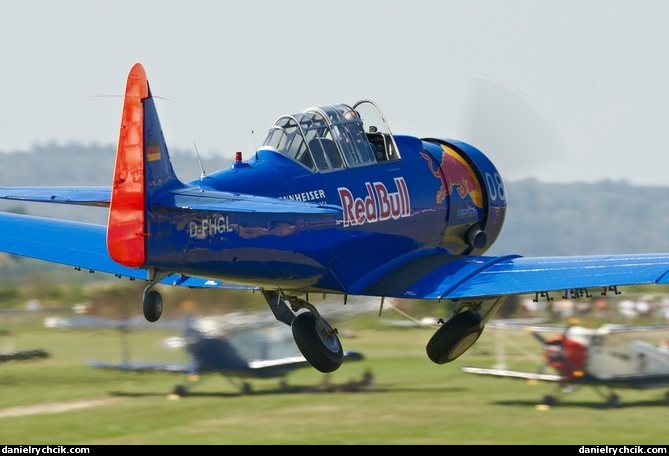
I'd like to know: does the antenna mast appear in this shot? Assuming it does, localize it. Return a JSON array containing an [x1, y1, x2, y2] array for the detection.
[[252, 127, 258, 160], [193, 142, 207, 179]]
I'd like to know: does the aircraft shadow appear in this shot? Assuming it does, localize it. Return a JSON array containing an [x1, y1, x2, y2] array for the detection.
[[107, 384, 463, 399], [493, 398, 669, 410]]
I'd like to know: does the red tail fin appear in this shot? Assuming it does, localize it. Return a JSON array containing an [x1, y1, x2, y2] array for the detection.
[[107, 63, 148, 268]]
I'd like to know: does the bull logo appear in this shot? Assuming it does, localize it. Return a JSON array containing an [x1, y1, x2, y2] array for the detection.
[[420, 145, 483, 208]]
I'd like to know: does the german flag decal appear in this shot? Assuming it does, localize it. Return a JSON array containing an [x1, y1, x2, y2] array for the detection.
[[147, 140, 161, 162]]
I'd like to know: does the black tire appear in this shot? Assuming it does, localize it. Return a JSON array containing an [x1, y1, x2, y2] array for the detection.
[[143, 290, 163, 322], [173, 385, 188, 397], [292, 312, 343, 373], [608, 394, 621, 408], [541, 395, 557, 406], [426, 310, 483, 364]]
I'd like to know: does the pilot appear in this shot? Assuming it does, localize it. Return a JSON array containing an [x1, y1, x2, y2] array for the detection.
[[366, 127, 386, 161], [374, 142, 387, 161], [343, 109, 359, 121]]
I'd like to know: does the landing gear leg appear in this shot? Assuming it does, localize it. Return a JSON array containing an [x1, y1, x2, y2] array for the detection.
[[261, 290, 343, 373], [260, 290, 296, 326]]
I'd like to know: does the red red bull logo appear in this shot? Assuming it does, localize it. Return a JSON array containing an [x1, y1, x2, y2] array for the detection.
[[420, 145, 483, 208], [338, 177, 411, 227]]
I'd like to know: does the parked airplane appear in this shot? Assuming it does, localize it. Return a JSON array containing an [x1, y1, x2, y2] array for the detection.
[[0, 306, 62, 363], [86, 313, 364, 397], [0, 346, 48, 363], [3, 62, 669, 374], [460, 320, 669, 407]]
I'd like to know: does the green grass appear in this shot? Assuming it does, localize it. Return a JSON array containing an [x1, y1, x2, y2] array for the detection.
[[1, 314, 669, 444]]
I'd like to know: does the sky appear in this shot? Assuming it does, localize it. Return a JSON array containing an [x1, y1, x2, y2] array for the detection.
[[1, 0, 668, 186]]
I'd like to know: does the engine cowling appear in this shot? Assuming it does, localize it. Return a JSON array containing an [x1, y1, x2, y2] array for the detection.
[[420, 138, 507, 255]]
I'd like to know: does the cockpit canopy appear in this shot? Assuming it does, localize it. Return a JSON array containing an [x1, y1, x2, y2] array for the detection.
[[261, 100, 399, 172]]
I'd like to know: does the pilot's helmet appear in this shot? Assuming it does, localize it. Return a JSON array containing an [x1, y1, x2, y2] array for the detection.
[[344, 109, 358, 120]]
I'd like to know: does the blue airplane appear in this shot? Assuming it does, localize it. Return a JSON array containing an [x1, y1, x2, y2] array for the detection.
[[2, 62, 669, 374], [83, 313, 364, 397]]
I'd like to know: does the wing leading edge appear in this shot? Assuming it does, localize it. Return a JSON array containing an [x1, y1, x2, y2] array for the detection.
[[358, 250, 669, 300], [460, 366, 669, 389], [460, 366, 564, 382], [0, 186, 110, 206], [88, 360, 193, 374]]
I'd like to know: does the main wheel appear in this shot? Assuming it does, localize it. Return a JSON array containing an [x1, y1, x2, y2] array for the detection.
[[426, 310, 483, 364], [292, 312, 343, 373], [608, 394, 621, 408], [143, 289, 163, 322], [173, 385, 188, 397], [541, 395, 557, 407]]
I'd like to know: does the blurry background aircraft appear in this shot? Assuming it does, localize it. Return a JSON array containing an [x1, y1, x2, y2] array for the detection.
[[46, 300, 367, 397], [460, 318, 669, 408], [0, 300, 73, 363]]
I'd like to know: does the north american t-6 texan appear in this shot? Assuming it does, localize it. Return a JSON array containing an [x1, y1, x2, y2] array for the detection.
[[1, 62, 669, 374]]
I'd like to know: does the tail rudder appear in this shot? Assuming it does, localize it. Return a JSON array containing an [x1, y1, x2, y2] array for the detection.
[[107, 63, 180, 268]]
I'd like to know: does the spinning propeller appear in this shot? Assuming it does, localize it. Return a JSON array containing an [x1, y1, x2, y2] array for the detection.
[[528, 323, 584, 377], [458, 74, 570, 182]]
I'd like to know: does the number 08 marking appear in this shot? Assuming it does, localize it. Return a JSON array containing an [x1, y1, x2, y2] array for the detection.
[[485, 172, 506, 202]]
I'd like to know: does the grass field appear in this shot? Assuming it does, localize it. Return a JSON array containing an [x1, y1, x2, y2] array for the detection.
[[1, 311, 668, 445]]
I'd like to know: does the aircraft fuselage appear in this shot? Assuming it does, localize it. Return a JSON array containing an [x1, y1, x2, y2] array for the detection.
[[143, 134, 506, 294]]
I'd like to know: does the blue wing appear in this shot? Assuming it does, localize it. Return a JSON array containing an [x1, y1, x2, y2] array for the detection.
[[89, 352, 362, 373], [0, 212, 143, 278], [0, 186, 110, 206], [355, 250, 669, 299], [2, 209, 669, 298], [0, 211, 256, 290], [88, 360, 194, 374]]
